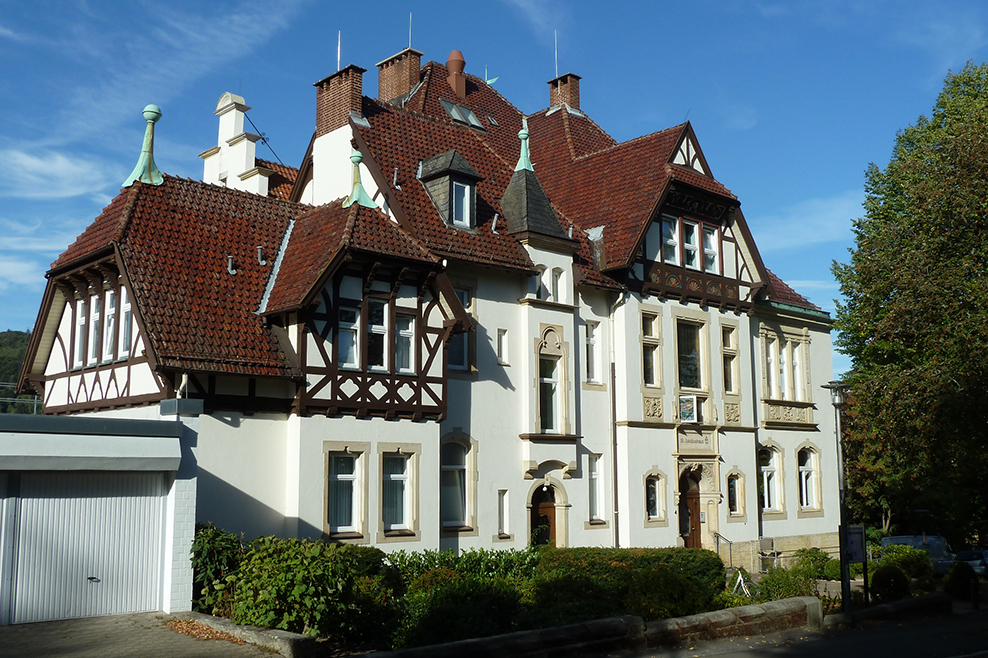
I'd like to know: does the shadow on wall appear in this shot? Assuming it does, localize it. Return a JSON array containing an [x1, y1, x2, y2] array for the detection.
[[196, 468, 322, 541]]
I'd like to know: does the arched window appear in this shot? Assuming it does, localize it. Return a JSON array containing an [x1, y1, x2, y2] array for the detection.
[[798, 448, 818, 509], [758, 448, 779, 512], [441, 442, 468, 527]]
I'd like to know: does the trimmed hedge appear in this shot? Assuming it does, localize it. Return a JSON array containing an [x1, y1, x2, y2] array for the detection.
[[871, 564, 910, 603]]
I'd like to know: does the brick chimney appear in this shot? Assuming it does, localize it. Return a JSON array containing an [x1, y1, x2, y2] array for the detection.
[[377, 48, 423, 102], [446, 50, 467, 101], [314, 64, 366, 138], [549, 72, 581, 110]]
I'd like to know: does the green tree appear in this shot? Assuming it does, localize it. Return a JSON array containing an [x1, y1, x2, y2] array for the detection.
[[833, 62, 988, 546], [0, 330, 37, 414]]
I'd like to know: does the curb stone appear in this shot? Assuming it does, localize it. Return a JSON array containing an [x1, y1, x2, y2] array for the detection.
[[173, 612, 319, 658]]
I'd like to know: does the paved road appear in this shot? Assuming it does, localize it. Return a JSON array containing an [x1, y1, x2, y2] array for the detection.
[[0, 613, 274, 658], [613, 606, 988, 658]]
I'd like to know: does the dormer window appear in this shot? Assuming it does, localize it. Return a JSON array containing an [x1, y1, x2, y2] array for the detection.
[[418, 150, 483, 231], [451, 181, 473, 228], [662, 215, 721, 274]]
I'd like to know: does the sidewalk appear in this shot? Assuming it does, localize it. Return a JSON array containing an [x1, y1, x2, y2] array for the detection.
[[0, 613, 275, 658]]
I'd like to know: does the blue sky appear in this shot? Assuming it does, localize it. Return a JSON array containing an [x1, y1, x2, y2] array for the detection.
[[3, 1, 988, 377]]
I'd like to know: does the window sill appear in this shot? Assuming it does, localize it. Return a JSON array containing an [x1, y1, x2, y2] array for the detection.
[[517, 297, 578, 311], [760, 509, 788, 521], [323, 531, 368, 545], [584, 519, 610, 530], [797, 507, 824, 519], [493, 533, 514, 542], [518, 433, 582, 442], [725, 513, 748, 524], [644, 517, 669, 528], [442, 524, 478, 537]]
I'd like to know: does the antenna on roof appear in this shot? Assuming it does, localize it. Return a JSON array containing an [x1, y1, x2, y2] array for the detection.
[[337, 31, 341, 72], [684, 108, 691, 122], [244, 112, 285, 167], [409, 13, 412, 49], [554, 30, 558, 78]]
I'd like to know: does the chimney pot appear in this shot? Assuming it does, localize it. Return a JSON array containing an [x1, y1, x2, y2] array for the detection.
[[377, 48, 423, 102], [314, 64, 367, 138], [549, 72, 581, 110], [446, 50, 467, 101]]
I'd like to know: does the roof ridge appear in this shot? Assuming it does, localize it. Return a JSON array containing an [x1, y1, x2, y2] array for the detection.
[[570, 122, 686, 164]]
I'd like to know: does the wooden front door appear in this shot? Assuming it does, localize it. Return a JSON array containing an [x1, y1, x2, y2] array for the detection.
[[531, 485, 556, 546], [679, 474, 702, 548]]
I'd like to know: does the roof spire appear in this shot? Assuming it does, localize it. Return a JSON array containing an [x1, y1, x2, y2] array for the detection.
[[123, 104, 163, 187], [343, 150, 377, 208], [515, 120, 534, 172]]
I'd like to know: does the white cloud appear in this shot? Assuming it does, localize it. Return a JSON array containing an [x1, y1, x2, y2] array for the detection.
[[0, 149, 115, 200], [500, 0, 570, 46], [0, 256, 46, 292], [0, 22, 29, 43], [894, 8, 988, 74], [750, 189, 862, 251]]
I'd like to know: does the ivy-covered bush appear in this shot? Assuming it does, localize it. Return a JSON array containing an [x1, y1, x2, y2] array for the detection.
[[942, 562, 977, 600], [791, 548, 831, 579], [231, 537, 359, 637], [190, 524, 244, 615], [870, 564, 910, 603], [394, 576, 521, 648], [754, 566, 817, 603]]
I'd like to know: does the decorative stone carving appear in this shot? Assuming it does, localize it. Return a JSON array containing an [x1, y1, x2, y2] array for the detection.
[[766, 402, 809, 424], [643, 396, 663, 420], [724, 403, 741, 424]]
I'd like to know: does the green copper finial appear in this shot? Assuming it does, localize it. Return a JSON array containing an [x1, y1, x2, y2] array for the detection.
[[515, 124, 534, 172], [343, 150, 377, 208], [123, 104, 164, 187]]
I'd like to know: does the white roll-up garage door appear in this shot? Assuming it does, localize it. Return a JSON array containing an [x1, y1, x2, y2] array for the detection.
[[7, 471, 166, 623]]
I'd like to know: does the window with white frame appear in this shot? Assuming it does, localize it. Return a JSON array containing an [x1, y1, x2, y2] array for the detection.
[[722, 326, 737, 394], [538, 356, 560, 433], [440, 442, 467, 527], [496, 327, 508, 365], [74, 298, 87, 368], [765, 332, 807, 401], [395, 313, 415, 374], [328, 452, 358, 533], [102, 289, 116, 362], [727, 473, 743, 516], [497, 489, 509, 537], [758, 448, 780, 512], [661, 215, 722, 273], [87, 294, 101, 366], [382, 453, 409, 530], [798, 448, 818, 509], [119, 287, 132, 357], [645, 474, 665, 521], [585, 321, 599, 383], [451, 180, 473, 228], [367, 300, 388, 371], [588, 454, 602, 521], [449, 288, 471, 370], [338, 307, 360, 369], [641, 312, 659, 387], [677, 320, 702, 390]]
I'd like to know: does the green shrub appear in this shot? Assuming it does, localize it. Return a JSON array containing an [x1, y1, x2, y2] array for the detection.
[[870, 564, 910, 603], [713, 590, 752, 609], [791, 548, 831, 579], [943, 562, 978, 600], [408, 568, 460, 596], [623, 566, 705, 621], [877, 545, 932, 580], [533, 547, 725, 608], [190, 523, 244, 615], [394, 576, 520, 648], [522, 572, 622, 627], [232, 536, 358, 638], [754, 566, 817, 603], [823, 558, 841, 581]]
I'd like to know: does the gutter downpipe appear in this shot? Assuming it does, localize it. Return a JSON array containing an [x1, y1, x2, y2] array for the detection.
[[609, 289, 627, 548]]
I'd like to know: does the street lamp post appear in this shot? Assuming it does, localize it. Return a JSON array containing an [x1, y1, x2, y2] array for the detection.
[[822, 380, 852, 620]]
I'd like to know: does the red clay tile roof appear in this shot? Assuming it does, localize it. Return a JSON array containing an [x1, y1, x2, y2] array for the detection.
[[764, 269, 821, 311], [256, 158, 298, 201], [527, 111, 736, 271], [53, 176, 303, 376], [264, 201, 437, 315]]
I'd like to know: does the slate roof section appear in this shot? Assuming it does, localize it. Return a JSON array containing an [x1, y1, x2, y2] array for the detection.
[[500, 168, 568, 239], [419, 150, 482, 181], [264, 201, 437, 315]]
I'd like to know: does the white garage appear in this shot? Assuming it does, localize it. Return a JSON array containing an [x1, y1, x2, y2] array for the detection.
[[0, 414, 196, 625]]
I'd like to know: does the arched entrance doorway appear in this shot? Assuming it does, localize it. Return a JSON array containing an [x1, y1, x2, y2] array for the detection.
[[530, 485, 556, 546], [679, 472, 701, 548]]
